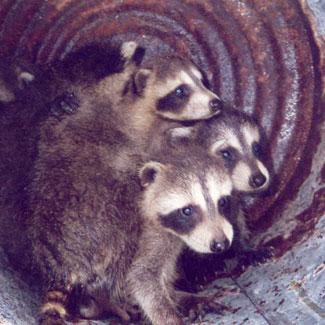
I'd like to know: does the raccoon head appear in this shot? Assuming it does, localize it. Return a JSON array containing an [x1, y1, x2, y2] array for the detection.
[[206, 113, 270, 193], [127, 56, 223, 122], [139, 154, 234, 254], [165, 111, 271, 193]]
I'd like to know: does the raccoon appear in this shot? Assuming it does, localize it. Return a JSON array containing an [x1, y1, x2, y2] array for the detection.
[[127, 151, 234, 325], [21, 40, 222, 127], [166, 109, 271, 193], [33, 41, 225, 175], [27, 132, 233, 324], [84, 52, 223, 149]]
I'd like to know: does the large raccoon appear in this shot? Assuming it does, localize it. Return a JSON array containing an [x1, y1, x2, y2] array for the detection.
[[29, 41, 223, 175], [3, 42, 231, 324], [26, 127, 234, 325]]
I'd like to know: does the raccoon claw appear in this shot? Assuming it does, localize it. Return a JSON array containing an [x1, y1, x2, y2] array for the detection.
[[185, 300, 228, 323], [79, 298, 141, 323], [124, 304, 142, 322], [50, 92, 79, 118], [108, 302, 142, 323], [177, 290, 229, 322], [237, 246, 274, 268]]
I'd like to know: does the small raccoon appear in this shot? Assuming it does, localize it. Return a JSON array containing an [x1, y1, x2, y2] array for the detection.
[[166, 109, 271, 193], [27, 137, 233, 324], [33, 41, 222, 126], [128, 151, 234, 325]]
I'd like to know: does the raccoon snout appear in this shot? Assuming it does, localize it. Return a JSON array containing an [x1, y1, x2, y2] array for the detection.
[[249, 172, 267, 188], [210, 238, 230, 253], [209, 98, 223, 113]]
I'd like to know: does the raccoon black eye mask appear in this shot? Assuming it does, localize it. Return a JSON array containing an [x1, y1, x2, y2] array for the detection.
[[159, 205, 202, 234], [156, 84, 192, 113]]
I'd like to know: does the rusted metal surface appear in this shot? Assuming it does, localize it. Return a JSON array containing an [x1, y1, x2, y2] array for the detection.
[[0, 0, 324, 324], [0, 0, 322, 229]]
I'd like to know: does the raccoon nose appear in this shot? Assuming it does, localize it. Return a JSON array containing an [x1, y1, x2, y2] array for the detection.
[[210, 239, 230, 254], [209, 98, 223, 113], [250, 173, 267, 188]]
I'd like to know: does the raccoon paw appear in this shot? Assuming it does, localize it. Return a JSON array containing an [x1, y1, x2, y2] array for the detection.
[[122, 303, 142, 322], [50, 92, 79, 118], [39, 309, 65, 325], [80, 299, 141, 323], [107, 302, 142, 323], [237, 246, 274, 269], [176, 290, 229, 323]]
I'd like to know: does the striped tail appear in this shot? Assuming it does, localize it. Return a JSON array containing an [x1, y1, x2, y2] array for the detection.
[[39, 290, 69, 325]]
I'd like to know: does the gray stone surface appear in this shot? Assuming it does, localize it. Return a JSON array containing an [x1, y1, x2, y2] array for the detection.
[[192, 215, 325, 325], [307, 0, 325, 35]]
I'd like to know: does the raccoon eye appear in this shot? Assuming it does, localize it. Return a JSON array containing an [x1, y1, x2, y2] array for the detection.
[[218, 197, 228, 208], [252, 142, 262, 157], [174, 85, 190, 98], [182, 206, 193, 216], [220, 149, 233, 161], [218, 196, 231, 214]]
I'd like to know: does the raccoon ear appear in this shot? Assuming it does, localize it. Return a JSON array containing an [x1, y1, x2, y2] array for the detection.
[[121, 41, 138, 61], [133, 69, 151, 95], [166, 127, 196, 147], [121, 41, 146, 66], [139, 161, 165, 187]]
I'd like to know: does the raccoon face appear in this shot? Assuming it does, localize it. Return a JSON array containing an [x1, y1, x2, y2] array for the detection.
[[139, 158, 234, 254], [128, 58, 223, 122], [155, 65, 222, 121], [165, 113, 271, 193], [208, 122, 270, 193]]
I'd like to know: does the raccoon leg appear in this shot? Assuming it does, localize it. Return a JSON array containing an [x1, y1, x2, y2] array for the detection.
[[128, 278, 184, 325], [79, 297, 136, 322], [39, 289, 70, 325], [127, 234, 184, 325], [173, 289, 230, 322], [234, 207, 274, 268]]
